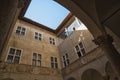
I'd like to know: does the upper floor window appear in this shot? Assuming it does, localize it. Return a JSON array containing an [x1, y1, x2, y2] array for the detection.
[[51, 57, 58, 68], [32, 53, 41, 66], [49, 37, 55, 45], [16, 26, 26, 35], [75, 42, 86, 58], [34, 32, 42, 41], [62, 53, 70, 67], [6, 48, 21, 64]]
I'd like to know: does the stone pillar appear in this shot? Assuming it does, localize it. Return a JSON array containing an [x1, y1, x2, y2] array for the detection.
[[0, 0, 18, 54], [93, 34, 120, 76], [0, 0, 26, 60]]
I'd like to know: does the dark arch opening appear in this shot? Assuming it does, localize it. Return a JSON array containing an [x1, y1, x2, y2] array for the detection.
[[81, 69, 103, 80]]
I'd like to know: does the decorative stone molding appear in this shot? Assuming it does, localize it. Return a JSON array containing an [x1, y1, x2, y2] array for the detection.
[[0, 63, 7, 71], [0, 62, 61, 76], [93, 35, 113, 45]]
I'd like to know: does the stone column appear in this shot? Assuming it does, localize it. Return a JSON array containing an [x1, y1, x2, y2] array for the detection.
[[0, 0, 26, 60], [0, 0, 18, 54], [93, 34, 120, 76]]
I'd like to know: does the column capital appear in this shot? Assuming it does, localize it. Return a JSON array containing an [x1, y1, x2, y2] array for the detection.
[[93, 34, 113, 45]]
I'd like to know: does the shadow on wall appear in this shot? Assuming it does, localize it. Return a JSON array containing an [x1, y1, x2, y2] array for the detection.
[[105, 62, 119, 80]]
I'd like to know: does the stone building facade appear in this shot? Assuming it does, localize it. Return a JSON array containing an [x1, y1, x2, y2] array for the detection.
[[0, 13, 120, 80], [0, 0, 120, 80], [57, 16, 120, 80], [0, 19, 62, 80]]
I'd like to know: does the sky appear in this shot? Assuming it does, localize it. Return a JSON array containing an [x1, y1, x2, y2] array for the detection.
[[24, 0, 70, 30]]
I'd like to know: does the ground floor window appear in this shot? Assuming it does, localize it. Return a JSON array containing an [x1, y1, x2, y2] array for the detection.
[[51, 57, 58, 68], [32, 53, 41, 66], [6, 48, 21, 64]]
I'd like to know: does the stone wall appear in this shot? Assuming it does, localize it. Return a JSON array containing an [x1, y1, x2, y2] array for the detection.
[[1, 19, 62, 68], [0, 62, 63, 80], [58, 30, 98, 68]]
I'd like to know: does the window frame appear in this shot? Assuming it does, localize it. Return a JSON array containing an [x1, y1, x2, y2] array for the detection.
[[49, 37, 55, 45], [6, 47, 22, 64], [74, 42, 86, 57], [34, 32, 42, 41], [32, 52, 42, 66], [50, 57, 58, 69], [62, 53, 70, 67], [15, 26, 26, 36]]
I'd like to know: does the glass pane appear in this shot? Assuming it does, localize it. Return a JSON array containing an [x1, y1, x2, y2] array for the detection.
[[35, 32, 38, 35], [49, 37, 52, 40], [17, 26, 21, 30], [53, 42, 55, 45], [55, 58, 57, 62], [9, 48, 15, 55], [65, 54, 68, 58], [7, 55, 13, 63], [64, 61, 67, 67], [38, 54, 41, 60], [50, 41, 52, 44], [39, 33, 41, 36], [32, 60, 36, 66], [16, 50, 21, 56], [79, 42, 83, 48], [16, 30, 20, 34], [21, 31, 25, 35], [77, 51, 82, 57], [14, 56, 20, 64], [51, 63, 54, 68], [75, 45, 79, 51], [39, 37, 41, 40], [37, 60, 41, 66], [67, 59, 70, 64], [63, 56, 65, 60], [22, 28, 26, 31], [53, 39, 54, 41], [35, 36, 38, 39], [51, 57, 54, 62], [81, 48, 86, 55], [33, 53, 37, 59], [55, 63, 58, 68]]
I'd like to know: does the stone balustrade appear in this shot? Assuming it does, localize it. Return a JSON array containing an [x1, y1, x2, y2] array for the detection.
[[0, 62, 61, 76]]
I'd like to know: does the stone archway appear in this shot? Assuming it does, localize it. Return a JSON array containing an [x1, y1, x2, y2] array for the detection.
[[81, 69, 104, 80], [67, 77, 76, 80]]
